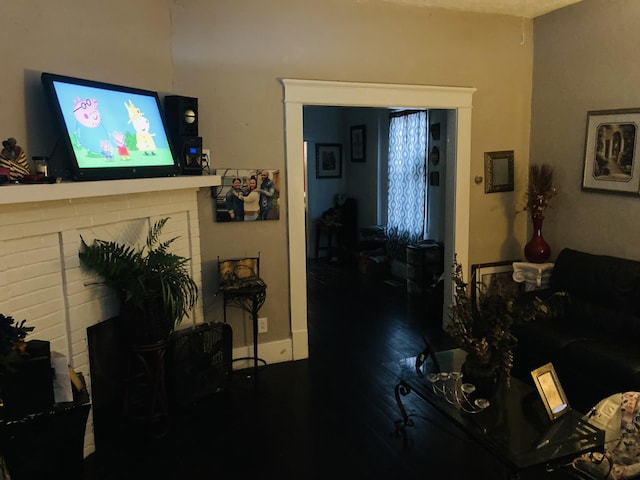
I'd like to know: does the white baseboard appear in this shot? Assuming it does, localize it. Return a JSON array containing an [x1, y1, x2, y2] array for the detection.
[[231, 338, 296, 369]]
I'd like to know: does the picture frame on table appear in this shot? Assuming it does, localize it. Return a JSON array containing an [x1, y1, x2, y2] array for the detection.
[[316, 143, 342, 179], [470, 260, 519, 308], [531, 362, 570, 420], [350, 125, 366, 163], [582, 108, 640, 195]]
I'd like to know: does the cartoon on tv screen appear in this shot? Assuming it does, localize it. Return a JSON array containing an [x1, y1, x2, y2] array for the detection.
[[51, 81, 174, 169]]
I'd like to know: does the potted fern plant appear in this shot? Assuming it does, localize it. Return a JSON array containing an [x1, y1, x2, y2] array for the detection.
[[78, 217, 198, 345]]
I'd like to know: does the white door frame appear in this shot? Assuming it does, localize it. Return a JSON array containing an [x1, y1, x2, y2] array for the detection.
[[281, 79, 476, 360]]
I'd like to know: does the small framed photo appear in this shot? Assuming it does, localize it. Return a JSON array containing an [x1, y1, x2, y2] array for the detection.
[[582, 108, 640, 195], [470, 260, 519, 307], [429, 146, 440, 165], [350, 125, 366, 163], [316, 143, 342, 179], [430, 122, 441, 141], [531, 362, 571, 420], [484, 150, 514, 193]]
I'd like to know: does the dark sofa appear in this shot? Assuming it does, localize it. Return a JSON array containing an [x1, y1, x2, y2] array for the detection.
[[512, 247, 640, 413]]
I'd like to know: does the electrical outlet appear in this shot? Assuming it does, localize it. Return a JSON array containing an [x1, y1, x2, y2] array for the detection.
[[258, 317, 268, 333], [201, 148, 211, 166]]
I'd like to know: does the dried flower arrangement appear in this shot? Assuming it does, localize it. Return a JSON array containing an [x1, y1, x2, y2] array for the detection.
[[446, 256, 563, 385], [518, 164, 557, 219]]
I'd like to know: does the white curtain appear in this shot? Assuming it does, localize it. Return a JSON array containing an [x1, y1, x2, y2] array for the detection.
[[387, 110, 427, 261]]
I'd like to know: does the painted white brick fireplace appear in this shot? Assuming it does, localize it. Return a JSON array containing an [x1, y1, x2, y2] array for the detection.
[[0, 175, 220, 456]]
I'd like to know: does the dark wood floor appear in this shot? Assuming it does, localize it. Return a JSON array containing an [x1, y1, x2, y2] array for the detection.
[[83, 260, 577, 479]]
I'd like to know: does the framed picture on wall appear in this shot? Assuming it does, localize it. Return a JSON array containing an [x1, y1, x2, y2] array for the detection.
[[484, 150, 514, 193], [582, 108, 640, 195], [350, 125, 366, 162], [316, 143, 342, 178], [212, 168, 281, 222]]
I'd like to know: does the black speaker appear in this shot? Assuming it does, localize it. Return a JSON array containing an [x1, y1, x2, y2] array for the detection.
[[164, 95, 198, 138], [176, 136, 203, 175]]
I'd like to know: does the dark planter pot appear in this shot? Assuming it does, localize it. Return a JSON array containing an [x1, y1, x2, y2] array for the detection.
[[461, 358, 499, 398], [119, 296, 173, 346]]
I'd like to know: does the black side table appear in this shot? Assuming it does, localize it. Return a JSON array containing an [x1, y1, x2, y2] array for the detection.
[[221, 282, 267, 379], [315, 220, 341, 260]]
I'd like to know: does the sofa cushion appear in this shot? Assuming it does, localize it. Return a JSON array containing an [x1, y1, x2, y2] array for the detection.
[[512, 320, 588, 373], [563, 295, 640, 340], [562, 339, 640, 392]]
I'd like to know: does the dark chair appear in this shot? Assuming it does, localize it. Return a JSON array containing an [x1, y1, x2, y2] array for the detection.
[[217, 254, 267, 378]]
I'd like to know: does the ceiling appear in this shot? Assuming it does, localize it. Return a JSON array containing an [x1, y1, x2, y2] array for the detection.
[[378, 0, 583, 18]]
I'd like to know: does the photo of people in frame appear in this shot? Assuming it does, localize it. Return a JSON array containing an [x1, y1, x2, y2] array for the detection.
[[213, 168, 281, 222]]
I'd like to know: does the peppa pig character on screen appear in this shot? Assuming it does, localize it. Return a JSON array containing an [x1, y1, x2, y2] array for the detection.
[[112, 131, 130, 160], [72, 97, 112, 157], [100, 140, 113, 160], [125, 100, 157, 155]]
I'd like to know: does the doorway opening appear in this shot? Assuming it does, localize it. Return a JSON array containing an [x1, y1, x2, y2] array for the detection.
[[281, 79, 476, 360]]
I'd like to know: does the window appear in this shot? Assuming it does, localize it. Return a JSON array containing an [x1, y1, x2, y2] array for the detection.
[[386, 110, 428, 261]]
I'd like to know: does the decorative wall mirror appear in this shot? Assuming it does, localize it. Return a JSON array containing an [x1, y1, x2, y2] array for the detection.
[[484, 150, 514, 193]]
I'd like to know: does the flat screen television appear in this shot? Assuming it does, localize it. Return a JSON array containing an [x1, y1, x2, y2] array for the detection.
[[41, 72, 180, 181]]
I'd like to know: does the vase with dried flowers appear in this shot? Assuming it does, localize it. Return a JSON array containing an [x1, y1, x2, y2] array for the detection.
[[446, 255, 559, 394], [519, 164, 557, 263]]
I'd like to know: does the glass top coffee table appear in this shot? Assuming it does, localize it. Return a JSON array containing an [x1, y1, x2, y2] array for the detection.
[[385, 348, 612, 475]]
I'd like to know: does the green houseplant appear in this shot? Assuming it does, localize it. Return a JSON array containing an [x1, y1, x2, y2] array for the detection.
[[0, 314, 34, 374], [78, 217, 198, 345], [0, 314, 57, 418]]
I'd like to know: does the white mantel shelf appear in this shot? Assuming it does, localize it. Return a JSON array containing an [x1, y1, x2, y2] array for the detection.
[[0, 175, 221, 205]]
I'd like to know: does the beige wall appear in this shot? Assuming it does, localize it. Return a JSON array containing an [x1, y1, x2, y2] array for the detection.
[[532, 0, 640, 261], [1, 0, 534, 351], [170, 0, 534, 346]]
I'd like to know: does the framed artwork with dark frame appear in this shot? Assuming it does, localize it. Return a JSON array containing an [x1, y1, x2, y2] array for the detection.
[[316, 143, 342, 178], [470, 260, 519, 308], [350, 125, 366, 162], [484, 150, 514, 193], [582, 108, 640, 195]]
